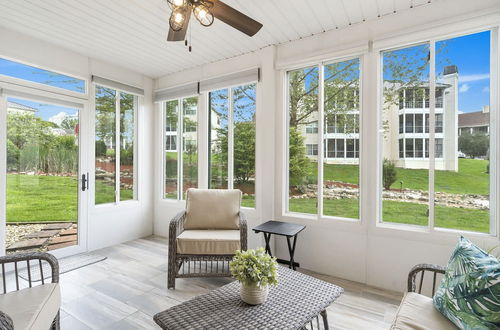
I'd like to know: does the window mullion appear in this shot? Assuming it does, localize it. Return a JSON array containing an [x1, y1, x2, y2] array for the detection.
[[178, 99, 183, 199], [428, 41, 436, 230], [115, 92, 121, 204], [318, 64, 324, 218], [228, 88, 234, 190]]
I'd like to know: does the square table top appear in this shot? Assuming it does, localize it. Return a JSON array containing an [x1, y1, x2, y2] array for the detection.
[[154, 266, 343, 330], [252, 220, 306, 237]]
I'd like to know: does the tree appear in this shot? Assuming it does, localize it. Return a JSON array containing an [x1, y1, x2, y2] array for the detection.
[[60, 117, 78, 134], [459, 133, 489, 158], [289, 127, 310, 186]]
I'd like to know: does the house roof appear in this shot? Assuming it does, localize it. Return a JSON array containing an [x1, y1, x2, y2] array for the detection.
[[458, 111, 489, 128], [7, 101, 37, 113]]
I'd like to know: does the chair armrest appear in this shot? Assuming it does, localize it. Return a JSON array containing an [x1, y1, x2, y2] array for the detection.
[[169, 211, 187, 255], [0, 252, 59, 285], [0, 311, 13, 330], [407, 263, 446, 295], [239, 211, 248, 251]]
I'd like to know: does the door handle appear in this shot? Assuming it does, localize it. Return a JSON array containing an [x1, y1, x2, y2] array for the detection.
[[81, 173, 88, 192]]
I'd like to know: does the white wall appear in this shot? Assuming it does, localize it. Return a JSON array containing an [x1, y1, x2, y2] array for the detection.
[[154, 0, 500, 293], [0, 28, 154, 253]]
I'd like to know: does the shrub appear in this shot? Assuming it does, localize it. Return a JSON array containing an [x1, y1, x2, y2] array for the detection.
[[289, 127, 311, 186], [106, 149, 116, 158], [229, 248, 278, 288], [383, 159, 398, 190], [6, 139, 19, 171], [459, 133, 489, 159], [95, 140, 107, 157]]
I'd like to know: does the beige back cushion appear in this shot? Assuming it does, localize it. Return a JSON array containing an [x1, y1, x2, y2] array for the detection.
[[184, 189, 241, 230]]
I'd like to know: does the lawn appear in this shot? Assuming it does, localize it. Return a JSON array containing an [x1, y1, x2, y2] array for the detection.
[[6, 174, 133, 222], [288, 198, 489, 233], [313, 158, 489, 195]]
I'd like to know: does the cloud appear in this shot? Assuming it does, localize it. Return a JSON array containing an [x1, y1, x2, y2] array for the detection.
[[48, 112, 68, 126], [482, 86, 490, 93], [459, 84, 470, 93], [459, 74, 489, 83]]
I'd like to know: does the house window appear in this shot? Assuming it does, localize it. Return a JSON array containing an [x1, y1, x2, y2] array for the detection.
[[382, 30, 495, 234], [306, 144, 318, 156], [0, 58, 86, 94], [95, 86, 137, 204], [399, 115, 404, 133], [306, 121, 318, 134], [209, 83, 256, 208], [288, 57, 361, 220], [164, 96, 199, 200]]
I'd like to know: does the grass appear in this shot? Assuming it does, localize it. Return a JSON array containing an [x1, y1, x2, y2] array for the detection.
[[288, 198, 489, 233], [313, 158, 489, 195], [7, 174, 133, 222]]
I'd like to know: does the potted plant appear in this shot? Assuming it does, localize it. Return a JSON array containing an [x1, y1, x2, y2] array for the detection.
[[229, 248, 278, 305]]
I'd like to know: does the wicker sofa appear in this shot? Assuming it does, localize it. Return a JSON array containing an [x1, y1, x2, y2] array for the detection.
[[0, 252, 60, 330], [391, 264, 457, 329], [168, 189, 247, 289]]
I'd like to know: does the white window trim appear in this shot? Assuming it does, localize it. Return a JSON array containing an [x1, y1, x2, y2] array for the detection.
[[284, 56, 363, 222]]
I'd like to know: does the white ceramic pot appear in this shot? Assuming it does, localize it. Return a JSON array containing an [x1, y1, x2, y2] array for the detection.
[[240, 283, 269, 305]]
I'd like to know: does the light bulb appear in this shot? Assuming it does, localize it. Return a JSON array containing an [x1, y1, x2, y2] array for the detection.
[[173, 0, 184, 6], [193, 4, 213, 27], [174, 12, 184, 23], [197, 8, 207, 19]]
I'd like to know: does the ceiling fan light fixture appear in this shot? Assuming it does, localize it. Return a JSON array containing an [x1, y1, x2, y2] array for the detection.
[[193, 3, 214, 27], [169, 7, 187, 31], [167, 0, 187, 9]]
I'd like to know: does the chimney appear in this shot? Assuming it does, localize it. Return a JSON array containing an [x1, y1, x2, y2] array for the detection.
[[443, 65, 458, 76]]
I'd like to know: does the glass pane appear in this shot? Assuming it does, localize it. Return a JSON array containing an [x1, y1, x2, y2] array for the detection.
[[6, 98, 79, 253], [233, 84, 256, 208], [119, 92, 135, 201], [434, 31, 491, 233], [95, 86, 117, 204], [0, 58, 85, 93], [165, 100, 179, 199], [382, 43, 430, 226], [209, 89, 229, 189], [182, 97, 198, 197], [288, 66, 319, 214]]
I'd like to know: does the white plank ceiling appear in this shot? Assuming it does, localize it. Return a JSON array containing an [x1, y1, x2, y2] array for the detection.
[[0, 0, 434, 78]]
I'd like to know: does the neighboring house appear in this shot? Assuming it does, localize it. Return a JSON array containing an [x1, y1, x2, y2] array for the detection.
[[165, 101, 200, 152], [458, 106, 490, 136], [302, 65, 459, 171], [7, 101, 37, 115]]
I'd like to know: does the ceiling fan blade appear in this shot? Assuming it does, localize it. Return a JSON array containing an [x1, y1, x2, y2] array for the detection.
[[167, 10, 191, 41], [211, 0, 263, 37]]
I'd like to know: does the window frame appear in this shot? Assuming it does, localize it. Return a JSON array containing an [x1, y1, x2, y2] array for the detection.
[[377, 28, 498, 236], [162, 95, 200, 201], [284, 56, 363, 222], [207, 83, 257, 209], [94, 85, 139, 205]]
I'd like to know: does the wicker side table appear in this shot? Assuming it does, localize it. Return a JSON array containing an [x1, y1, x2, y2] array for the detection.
[[154, 266, 343, 330]]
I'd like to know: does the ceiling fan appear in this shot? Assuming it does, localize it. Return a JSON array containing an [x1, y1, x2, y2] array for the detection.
[[166, 0, 263, 48]]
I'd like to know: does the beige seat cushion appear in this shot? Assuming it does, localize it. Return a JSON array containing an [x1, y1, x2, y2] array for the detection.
[[185, 189, 241, 230], [391, 292, 457, 330], [176, 230, 241, 255], [0, 283, 60, 330]]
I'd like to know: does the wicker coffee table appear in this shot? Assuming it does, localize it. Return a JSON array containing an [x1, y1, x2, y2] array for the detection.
[[154, 266, 343, 329]]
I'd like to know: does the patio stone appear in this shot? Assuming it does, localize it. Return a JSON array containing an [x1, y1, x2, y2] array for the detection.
[[42, 223, 72, 231], [24, 230, 61, 238], [7, 238, 48, 251], [49, 235, 78, 245], [60, 229, 78, 236], [48, 241, 77, 251]]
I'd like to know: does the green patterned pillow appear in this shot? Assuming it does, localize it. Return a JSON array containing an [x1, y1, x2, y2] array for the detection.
[[433, 236, 500, 329]]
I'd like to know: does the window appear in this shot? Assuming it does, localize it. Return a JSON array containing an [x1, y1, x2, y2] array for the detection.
[[382, 30, 495, 234], [164, 96, 199, 200], [405, 114, 414, 133], [306, 121, 318, 134], [306, 144, 318, 156], [0, 58, 86, 93], [209, 84, 256, 208], [288, 58, 361, 219], [95, 86, 137, 204], [399, 115, 404, 133]]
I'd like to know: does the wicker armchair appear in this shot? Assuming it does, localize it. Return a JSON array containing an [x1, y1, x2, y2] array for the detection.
[[0, 252, 60, 330], [407, 263, 446, 296], [168, 189, 248, 289]]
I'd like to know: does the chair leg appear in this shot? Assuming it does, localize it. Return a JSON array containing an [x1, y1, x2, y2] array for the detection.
[[168, 257, 177, 289], [51, 311, 60, 330]]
